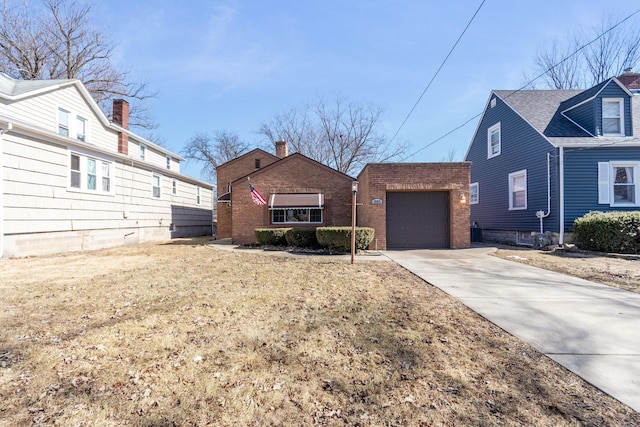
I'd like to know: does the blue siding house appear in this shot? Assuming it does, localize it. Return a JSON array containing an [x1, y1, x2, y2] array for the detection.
[[465, 72, 640, 245]]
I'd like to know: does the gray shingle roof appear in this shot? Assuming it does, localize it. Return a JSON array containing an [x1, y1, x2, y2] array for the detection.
[[493, 89, 585, 137], [0, 73, 73, 97]]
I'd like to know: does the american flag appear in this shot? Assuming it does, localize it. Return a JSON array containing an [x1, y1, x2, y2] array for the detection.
[[249, 183, 267, 205]]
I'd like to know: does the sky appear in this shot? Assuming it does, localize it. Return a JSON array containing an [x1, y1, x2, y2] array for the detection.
[[90, 0, 640, 183]]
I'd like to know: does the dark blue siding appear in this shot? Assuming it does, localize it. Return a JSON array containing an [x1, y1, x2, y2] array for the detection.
[[594, 83, 632, 136], [564, 147, 640, 230], [466, 95, 560, 233]]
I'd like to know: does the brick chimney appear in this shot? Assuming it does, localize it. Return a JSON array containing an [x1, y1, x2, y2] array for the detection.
[[617, 68, 640, 90], [113, 99, 129, 155], [275, 140, 288, 158]]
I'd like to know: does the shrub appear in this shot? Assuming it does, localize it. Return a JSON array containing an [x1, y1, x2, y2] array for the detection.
[[285, 227, 319, 248], [573, 211, 640, 254], [255, 228, 290, 246], [316, 227, 375, 252]]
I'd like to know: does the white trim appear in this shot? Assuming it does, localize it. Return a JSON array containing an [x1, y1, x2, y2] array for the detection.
[[271, 207, 323, 224], [152, 173, 162, 199], [487, 122, 501, 159], [508, 169, 527, 210], [196, 185, 201, 205], [597, 162, 610, 204], [0, 125, 9, 258], [139, 143, 146, 161], [608, 161, 640, 207], [67, 150, 115, 196], [469, 182, 479, 204], [602, 98, 625, 136]]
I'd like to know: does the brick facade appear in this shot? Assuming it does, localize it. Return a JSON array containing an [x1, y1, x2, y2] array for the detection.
[[216, 146, 471, 249], [216, 149, 280, 238], [229, 154, 353, 245], [357, 163, 471, 250]]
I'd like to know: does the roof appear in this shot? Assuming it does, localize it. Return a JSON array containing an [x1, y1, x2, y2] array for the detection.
[[231, 152, 355, 186], [0, 73, 75, 97], [493, 89, 583, 137]]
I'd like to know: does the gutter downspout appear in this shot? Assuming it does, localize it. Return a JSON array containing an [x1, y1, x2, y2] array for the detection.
[[0, 122, 12, 258], [535, 152, 552, 233], [559, 147, 565, 245]]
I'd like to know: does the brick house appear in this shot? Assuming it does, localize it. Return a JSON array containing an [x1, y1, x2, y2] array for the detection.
[[217, 141, 471, 249]]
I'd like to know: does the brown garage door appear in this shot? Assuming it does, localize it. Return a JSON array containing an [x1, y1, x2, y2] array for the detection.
[[386, 192, 449, 249]]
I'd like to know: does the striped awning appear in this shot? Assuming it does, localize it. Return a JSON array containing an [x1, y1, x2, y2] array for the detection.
[[268, 193, 324, 209]]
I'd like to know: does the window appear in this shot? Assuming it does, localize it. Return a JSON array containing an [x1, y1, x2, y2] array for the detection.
[[487, 123, 501, 158], [102, 162, 111, 192], [508, 170, 527, 210], [70, 154, 81, 188], [271, 208, 323, 224], [490, 97, 497, 108], [68, 152, 113, 194], [602, 98, 624, 136], [152, 174, 161, 198], [87, 158, 97, 190], [196, 186, 201, 205], [255, 158, 261, 169], [172, 179, 177, 195], [58, 108, 70, 136], [166, 156, 171, 170], [140, 144, 146, 161], [598, 161, 640, 206], [76, 116, 87, 141], [469, 182, 479, 204]]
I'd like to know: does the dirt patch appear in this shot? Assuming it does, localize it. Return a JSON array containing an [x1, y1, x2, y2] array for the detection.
[[0, 238, 638, 425], [491, 245, 640, 294]]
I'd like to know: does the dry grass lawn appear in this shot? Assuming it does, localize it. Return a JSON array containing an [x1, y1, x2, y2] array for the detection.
[[1, 238, 639, 426], [492, 245, 640, 294]]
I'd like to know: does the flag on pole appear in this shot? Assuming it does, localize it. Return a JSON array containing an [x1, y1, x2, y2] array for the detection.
[[249, 182, 267, 205]]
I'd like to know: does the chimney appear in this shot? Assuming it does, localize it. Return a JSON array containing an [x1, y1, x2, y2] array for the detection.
[[113, 99, 129, 155], [617, 68, 640, 91], [275, 139, 288, 158]]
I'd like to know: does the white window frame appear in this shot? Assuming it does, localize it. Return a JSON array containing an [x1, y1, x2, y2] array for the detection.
[[67, 151, 114, 195], [196, 186, 201, 205], [76, 115, 87, 142], [508, 169, 527, 210], [602, 98, 624, 136], [58, 108, 70, 137], [166, 156, 171, 170], [152, 174, 162, 198], [172, 179, 177, 195], [598, 161, 640, 206], [469, 182, 479, 204], [271, 208, 323, 224], [487, 122, 501, 159], [139, 144, 146, 161]]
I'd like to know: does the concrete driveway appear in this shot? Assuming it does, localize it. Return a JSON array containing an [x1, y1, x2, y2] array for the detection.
[[384, 246, 640, 413]]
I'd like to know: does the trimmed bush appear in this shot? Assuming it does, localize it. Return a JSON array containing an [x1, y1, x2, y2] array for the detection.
[[285, 227, 319, 248], [316, 227, 375, 252], [573, 211, 640, 254], [255, 228, 290, 246]]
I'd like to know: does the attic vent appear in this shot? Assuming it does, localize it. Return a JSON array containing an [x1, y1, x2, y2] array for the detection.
[[490, 97, 497, 108]]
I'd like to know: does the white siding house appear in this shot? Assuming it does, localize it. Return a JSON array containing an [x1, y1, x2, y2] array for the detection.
[[0, 74, 213, 258]]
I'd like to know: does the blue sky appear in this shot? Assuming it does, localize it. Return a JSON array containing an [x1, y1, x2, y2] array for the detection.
[[94, 0, 639, 182]]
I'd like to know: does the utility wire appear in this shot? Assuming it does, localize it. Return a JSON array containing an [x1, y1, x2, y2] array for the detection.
[[400, 6, 640, 162], [388, 0, 486, 146]]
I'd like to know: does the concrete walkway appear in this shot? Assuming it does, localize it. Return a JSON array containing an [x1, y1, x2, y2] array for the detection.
[[384, 247, 640, 413]]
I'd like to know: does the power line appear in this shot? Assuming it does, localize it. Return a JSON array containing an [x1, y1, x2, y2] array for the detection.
[[400, 6, 640, 162], [388, 0, 486, 146]]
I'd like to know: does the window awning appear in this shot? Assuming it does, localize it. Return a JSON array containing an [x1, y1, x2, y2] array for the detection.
[[269, 193, 324, 209], [217, 192, 231, 202]]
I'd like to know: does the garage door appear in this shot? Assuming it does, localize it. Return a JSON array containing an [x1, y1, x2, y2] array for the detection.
[[386, 192, 449, 249]]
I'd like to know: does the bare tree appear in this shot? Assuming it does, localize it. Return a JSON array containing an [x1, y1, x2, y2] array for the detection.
[[440, 147, 458, 162], [530, 14, 640, 89], [183, 131, 251, 182], [259, 96, 406, 176], [0, 0, 156, 129]]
